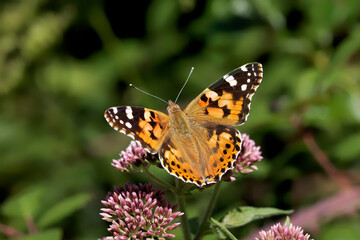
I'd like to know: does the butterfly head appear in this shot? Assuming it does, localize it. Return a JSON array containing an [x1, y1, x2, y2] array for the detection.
[[167, 101, 181, 113]]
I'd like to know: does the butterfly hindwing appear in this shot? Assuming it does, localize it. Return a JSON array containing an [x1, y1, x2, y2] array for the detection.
[[204, 124, 242, 184], [104, 106, 169, 152], [184, 62, 263, 126], [158, 122, 241, 187]]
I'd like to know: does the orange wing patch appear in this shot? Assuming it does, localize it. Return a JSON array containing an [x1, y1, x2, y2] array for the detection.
[[206, 107, 225, 118]]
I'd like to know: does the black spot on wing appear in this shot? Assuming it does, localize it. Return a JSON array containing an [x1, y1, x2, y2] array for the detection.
[[200, 94, 208, 102], [223, 108, 231, 117]]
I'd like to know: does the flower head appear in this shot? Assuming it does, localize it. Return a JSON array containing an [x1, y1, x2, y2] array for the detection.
[[256, 222, 313, 240], [100, 182, 183, 240], [112, 141, 157, 172], [234, 134, 263, 174]]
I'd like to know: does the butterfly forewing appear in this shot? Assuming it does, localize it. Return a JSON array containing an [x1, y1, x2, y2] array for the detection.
[[184, 62, 263, 126], [105, 106, 169, 152]]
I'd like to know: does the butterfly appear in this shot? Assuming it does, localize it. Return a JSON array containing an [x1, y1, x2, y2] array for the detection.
[[104, 63, 263, 187]]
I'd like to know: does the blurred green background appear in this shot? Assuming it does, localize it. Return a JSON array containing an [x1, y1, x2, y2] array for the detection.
[[1, 0, 360, 239]]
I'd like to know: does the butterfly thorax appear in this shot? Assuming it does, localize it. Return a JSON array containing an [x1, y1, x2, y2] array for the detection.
[[167, 101, 191, 135]]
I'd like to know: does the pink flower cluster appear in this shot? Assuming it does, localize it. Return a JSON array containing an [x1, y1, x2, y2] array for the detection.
[[111, 141, 156, 172], [100, 182, 183, 240], [234, 134, 263, 174], [256, 223, 313, 240]]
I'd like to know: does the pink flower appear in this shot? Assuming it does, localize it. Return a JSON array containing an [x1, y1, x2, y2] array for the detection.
[[111, 141, 157, 172], [234, 134, 263, 174], [100, 182, 183, 240], [256, 222, 313, 240], [221, 134, 263, 184]]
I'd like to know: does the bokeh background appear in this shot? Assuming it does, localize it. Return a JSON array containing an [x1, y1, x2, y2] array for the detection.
[[1, 0, 360, 239]]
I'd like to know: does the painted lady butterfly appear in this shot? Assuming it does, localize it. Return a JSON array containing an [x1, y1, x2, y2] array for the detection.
[[105, 63, 263, 187]]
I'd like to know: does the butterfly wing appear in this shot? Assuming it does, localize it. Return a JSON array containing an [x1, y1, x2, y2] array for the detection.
[[158, 122, 241, 187], [184, 62, 263, 125], [104, 106, 169, 152]]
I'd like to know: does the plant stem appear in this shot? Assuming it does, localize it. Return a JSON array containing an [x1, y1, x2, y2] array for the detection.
[[176, 179, 192, 240], [194, 182, 222, 240], [141, 167, 177, 193], [0, 222, 24, 238], [302, 131, 352, 189], [211, 218, 237, 240]]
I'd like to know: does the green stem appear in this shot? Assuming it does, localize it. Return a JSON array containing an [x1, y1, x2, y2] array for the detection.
[[194, 182, 222, 240], [141, 167, 177, 193], [211, 218, 237, 240], [176, 179, 192, 240]]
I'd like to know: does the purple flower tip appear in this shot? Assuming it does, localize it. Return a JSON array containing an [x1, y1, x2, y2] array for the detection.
[[256, 222, 313, 240], [111, 141, 157, 172], [100, 182, 183, 239], [234, 134, 263, 174]]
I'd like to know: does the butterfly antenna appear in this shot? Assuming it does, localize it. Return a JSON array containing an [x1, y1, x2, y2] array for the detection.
[[175, 67, 194, 103], [129, 84, 168, 104]]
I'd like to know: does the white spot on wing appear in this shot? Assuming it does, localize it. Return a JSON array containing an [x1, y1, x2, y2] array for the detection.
[[247, 72, 251, 76], [120, 120, 124, 124], [125, 106, 134, 119], [125, 122, 132, 128], [112, 107, 118, 114], [144, 110, 151, 121], [240, 65, 248, 71], [225, 75, 237, 87], [226, 75, 235, 81], [247, 79, 250, 83], [241, 84, 247, 91], [229, 80, 237, 86], [206, 90, 219, 101]]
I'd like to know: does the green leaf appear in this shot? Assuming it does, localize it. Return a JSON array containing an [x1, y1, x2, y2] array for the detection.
[[210, 218, 237, 240], [330, 24, 360, 70], [38, 193, 91, 228], [12, 229, 62, 240], [284, 216, 291, 226], [253, 0, 285, 29], [221, 206, 293, 228], [333, 133, 360, 162], [147, 0, 177, 33], [1, 185, 47, 218]]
